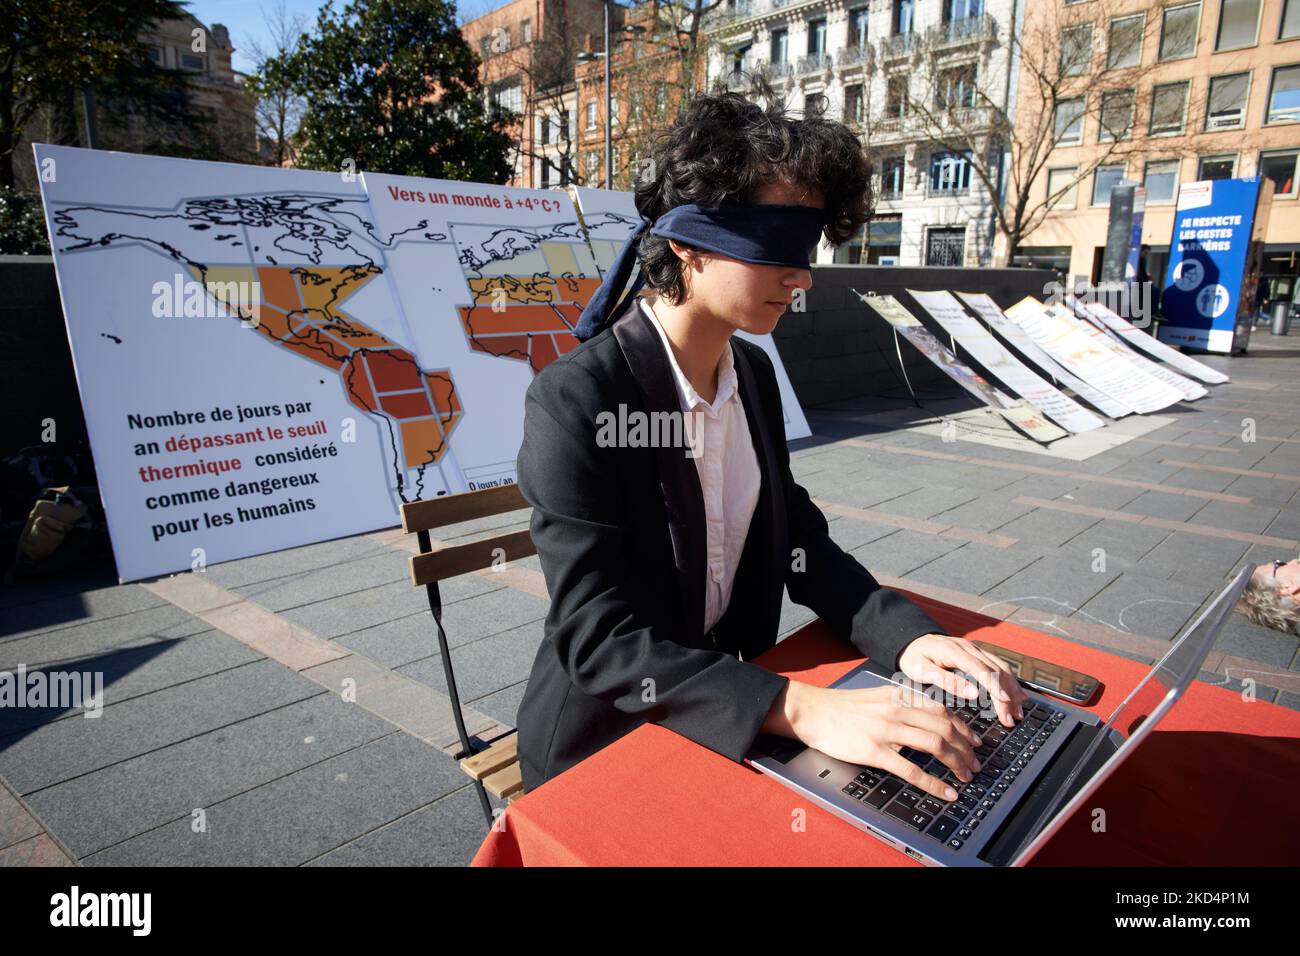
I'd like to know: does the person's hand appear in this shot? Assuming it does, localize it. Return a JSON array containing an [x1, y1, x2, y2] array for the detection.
[[896, 633, 1028, 728], [796, 683, 983, 802]]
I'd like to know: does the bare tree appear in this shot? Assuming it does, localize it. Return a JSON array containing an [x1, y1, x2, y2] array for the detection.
[[892, 0, 1208, 265], [243, 0, 308, 166]]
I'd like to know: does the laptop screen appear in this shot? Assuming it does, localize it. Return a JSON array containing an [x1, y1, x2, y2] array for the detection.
[[1009, 563, 1256, 862]]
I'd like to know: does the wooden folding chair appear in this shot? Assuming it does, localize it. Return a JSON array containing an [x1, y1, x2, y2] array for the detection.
[[400, 483, 537, 828]]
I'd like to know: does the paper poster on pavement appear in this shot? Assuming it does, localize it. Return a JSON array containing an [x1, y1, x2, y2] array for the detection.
[[908, 289, 1104, 434], [956, 292, 1131, 419]]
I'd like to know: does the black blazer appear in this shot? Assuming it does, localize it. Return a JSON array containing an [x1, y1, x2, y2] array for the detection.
[[514, 301, 943, 792]]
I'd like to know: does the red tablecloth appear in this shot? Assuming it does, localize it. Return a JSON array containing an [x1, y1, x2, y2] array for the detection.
[[472, 591, 1300, 866]]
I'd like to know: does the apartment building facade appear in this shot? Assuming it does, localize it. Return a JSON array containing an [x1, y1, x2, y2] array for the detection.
[[704, 0, 1021, 267], [463, 0, 613, 188], [1018, 0, 1300, 307]]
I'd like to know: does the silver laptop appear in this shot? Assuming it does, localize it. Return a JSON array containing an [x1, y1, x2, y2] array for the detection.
[[745, 564, 1255, 867]]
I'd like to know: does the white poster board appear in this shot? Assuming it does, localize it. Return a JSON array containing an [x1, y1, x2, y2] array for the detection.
[[908, 290, 1104, 434], [956, 292, 1131, 419], [1063, 295, 1208, 401], [1070, 297, 1228, 385], [569, 186, 812, 440], [861, 294, 1066, 444], [1004, 298, 1184, 414], [35, 145, 590, 580]]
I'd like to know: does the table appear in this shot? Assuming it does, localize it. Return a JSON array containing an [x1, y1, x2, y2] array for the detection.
[[471, 591, 1300, 866]]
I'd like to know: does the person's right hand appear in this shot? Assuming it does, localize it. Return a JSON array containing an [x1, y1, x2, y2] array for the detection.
[[799, 683, 983, 802]]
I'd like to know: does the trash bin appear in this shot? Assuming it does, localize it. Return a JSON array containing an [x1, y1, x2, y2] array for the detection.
[[1271, 301, 1292, 335]]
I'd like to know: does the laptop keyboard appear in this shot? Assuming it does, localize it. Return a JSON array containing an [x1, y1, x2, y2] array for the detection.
[[839, 699, 1066, 852]]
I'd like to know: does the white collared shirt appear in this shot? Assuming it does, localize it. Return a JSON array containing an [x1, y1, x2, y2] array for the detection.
[[640, 296, 762, 636]]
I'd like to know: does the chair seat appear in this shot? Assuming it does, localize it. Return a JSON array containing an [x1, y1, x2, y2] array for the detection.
[[461, 733, 525, 801]]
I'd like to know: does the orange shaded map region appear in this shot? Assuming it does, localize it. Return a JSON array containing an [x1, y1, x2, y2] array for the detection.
[[459, 275, 602, 373], [202, 263, 462, 470]]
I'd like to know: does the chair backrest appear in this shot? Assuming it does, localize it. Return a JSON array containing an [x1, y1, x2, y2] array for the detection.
[[401, 484, 536, 587]]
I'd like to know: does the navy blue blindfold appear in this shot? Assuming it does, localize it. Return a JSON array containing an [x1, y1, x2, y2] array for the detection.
[[572, 202, 827, 342]]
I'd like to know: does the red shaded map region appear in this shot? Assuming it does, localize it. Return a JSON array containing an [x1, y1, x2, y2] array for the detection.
[[460, 274, 602, 373], [201, 262, 461, 477]]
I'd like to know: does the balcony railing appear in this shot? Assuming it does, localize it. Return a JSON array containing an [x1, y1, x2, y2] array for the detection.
[[797, 51, 833, 74], [702, 0, 800, 28], [880, 32, 917, 60], [837, 43, 873, 69], [765, 59, 794, 79], [927, 15, 997, 48], [725, 65, 755, 90]]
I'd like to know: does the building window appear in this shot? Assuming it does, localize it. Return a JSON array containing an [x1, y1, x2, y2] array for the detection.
[[1198, 153, 1237, 179], [584, 151, 599, 181], [1216, 0, 1260, 51], [886, 74, 909, 116], [494, 82, 521, 115], [866, 215, 902, 265], [522, 18, 532, 43], [771, 28, 788, 63], [844, 84, 864, 124], [929, 150, 972, 194], [148, 46, 164, 65], [1047, 166, 1078, 209], [1284, 0, 1300, 39], [1061, 24, 1093, 76], [1260, 148, 1300, 197], [1107, 14, 1145, 68], [804, 91, 824, 116], [180, 52, 205, 71], [849, 7, 869, 47], [944, 0, 984, 21], [1267, 64, 1300, 123], [1092, 164, 1126, 205], [1206, 72, 1251, 129], [612, 145, 621, 183], [808, 18, 827, 55], [480, 36, 492, 59], [894, 0, 915, 36], [540, 157, 551, 188], [937, 64, 977, 109], [1159, 3, 1200, 61], [655, 82, 668, 112], [1055, 97, 1085, 144], [540, 115, 550, 145], [1099, 88, 1135, 140], [610, 97, 619, 125], [560, 109, 571, 142], [730, 43, 752, 75], [1144, 159, 1181, 202], [926, 227, 966, 266], [880, 156, 905, 198], [1150, 81, 1189, 135], [586, 100, 598, 130]]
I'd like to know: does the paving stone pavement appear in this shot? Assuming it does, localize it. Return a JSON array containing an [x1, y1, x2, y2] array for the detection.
[[2, 335, 1298, 867]]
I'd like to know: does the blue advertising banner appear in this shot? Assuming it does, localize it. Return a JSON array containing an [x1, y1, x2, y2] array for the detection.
[[1158, 177, 1272, 353]]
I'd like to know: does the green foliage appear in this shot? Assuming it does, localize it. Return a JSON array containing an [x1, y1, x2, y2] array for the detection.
[[1, 1, 199, 187], [0, 187, 51, 255], [278, 0, 516, 182]]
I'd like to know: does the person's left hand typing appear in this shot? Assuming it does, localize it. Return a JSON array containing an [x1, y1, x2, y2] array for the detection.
[[895, 634, 1028, 728]]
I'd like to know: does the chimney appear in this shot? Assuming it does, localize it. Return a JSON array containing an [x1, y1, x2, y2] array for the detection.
[[210, 23, 231, 49]]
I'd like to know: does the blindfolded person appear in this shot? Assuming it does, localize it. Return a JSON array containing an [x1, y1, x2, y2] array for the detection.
[[513, 80, 1028, 805]]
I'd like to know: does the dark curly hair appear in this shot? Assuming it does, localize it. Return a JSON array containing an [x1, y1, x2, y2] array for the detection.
[[631, 74, 873, 305]]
